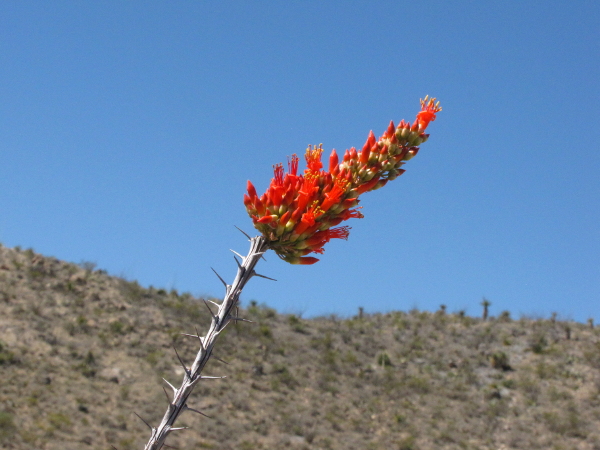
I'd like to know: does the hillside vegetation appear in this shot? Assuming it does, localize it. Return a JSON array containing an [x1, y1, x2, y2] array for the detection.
[[1, 244, 599, 450]]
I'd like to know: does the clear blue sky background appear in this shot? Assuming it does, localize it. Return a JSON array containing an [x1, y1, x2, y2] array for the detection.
[[1, 1, 598, 322]]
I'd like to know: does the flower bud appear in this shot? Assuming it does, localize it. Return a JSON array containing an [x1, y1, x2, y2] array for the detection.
[[329, 150, 339, 173]]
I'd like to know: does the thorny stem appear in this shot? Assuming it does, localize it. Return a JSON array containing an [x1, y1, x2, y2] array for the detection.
[[142, 236, 269, 450]]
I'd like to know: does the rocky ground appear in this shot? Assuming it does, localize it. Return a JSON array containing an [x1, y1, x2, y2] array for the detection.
[[1, 243, 599, 450]]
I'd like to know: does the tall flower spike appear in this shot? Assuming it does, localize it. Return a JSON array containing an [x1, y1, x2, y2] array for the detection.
[[244, 97, 440, 264]]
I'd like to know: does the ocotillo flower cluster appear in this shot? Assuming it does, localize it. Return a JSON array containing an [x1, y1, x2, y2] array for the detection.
[[243, 96, 441, 264]]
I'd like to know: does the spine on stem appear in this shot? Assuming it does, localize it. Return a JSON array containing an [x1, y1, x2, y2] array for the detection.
[[142, 235, 269, 450]]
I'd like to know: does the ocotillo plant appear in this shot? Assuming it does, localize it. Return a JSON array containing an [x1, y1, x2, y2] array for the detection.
[[481, 298, 491, 321], [141, 97, 441, 449]]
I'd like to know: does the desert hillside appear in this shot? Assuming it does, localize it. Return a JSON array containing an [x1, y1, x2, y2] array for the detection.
[[0, 244, 599, 450]]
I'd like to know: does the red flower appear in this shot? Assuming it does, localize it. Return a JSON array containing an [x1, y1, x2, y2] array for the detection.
[[244, 97, 440, 264], [305, 145, 324, 172], [320, 178, 349, 213], [416, 95, 442, 132]]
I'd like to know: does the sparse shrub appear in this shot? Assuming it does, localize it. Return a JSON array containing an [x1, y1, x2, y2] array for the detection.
[[288, 314, 307, 333], [564, 323, 571, 340], [397, 434, 416, 450], [263, 306, 277, 319], [311, 332, 334, 351], [78, 260, 97, 272], [258, 324, 272, 339], [271, 363, 298, 389], [377, 351, 393, 367], [145, 349, 164, 367], [109, 320, 127, 335], [542, 403, 587, 437], [490, 351, 511, 371], [120, 385, 130, 401], [47, 412, 71, 431], [65, 315, 90, 335], [535, 360, 559, 379], [0, 341, 16, 365], [501, 379, 515, 389], [518, 375, 541, 404], [0, 411, 16, 440], [248, 302, 277, 320], [343, 351, 358, 364], [499, 310, 511, 322], [239, 440, 263, 450], [406, 375, 430, 394], [167, 297, 203, 321], [583, 342, 600, 368], [408, 336, 425, 354], [484, 396, 509, 420], [74, 351, 97, 378], [121, 280, 145, 302], [28, 266, 46, 279], [529, 332, 548, 354], [117, 437, 136, 450], [548, 386, 573, 402]]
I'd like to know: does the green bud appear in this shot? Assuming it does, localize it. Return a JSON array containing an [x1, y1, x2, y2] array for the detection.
[[407, 131, 419, 145], [285, 220, 296, 233], [329, 204, 344, 214], [295, 240, 308, 249]]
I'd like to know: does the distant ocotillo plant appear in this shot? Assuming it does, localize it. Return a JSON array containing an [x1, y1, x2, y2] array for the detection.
[[481, 298, 491, 321], [140, 97, 442, 450]]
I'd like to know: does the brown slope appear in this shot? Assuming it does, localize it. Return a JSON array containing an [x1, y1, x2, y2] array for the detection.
[[1, 244, 600, 450]]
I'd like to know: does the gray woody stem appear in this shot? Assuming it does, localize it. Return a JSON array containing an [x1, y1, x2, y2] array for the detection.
[[142, 235, 269, 450]]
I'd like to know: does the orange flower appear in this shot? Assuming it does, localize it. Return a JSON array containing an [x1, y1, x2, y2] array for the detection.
[[244, 97, 440, 264], [320, 178, 349, 213], [416, 95, 442, 132], [305, 144, 324, 172]]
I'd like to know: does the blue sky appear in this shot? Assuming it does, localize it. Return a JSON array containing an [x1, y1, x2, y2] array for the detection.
[[1, 1, 598, 322]]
